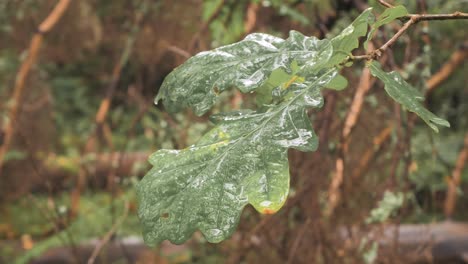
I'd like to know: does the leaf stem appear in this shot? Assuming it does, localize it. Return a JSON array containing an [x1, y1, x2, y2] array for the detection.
[[377, 0, 394, 8], [350, 11, 468, 62]]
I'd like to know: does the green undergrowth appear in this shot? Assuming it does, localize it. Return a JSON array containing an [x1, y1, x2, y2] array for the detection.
[[2, 190, 140, 263]]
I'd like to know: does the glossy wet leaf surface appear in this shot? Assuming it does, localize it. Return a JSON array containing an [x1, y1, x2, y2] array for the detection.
[[137, 7, 446, 246], [369, 61, 450, 132], [138, 69, 337, 245], [327, 8, 374, 66], [156, 30, 332, 115], [365, 5, 408, 49], [255, 61, 302, 107]]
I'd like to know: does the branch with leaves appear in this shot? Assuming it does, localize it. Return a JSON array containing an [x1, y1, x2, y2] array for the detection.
[[351, 8, 468, 61], [136, 4, 466, 245]]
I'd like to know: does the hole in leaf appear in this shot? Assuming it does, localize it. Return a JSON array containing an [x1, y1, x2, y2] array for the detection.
[[161, 212, 170, 219]]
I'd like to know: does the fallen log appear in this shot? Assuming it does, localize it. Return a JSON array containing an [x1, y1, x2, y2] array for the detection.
[[342, 221, 468, 263], [26, 221, 468, 263]]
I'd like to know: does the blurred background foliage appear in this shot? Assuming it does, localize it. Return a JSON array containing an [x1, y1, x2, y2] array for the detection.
[[0, 0, 466, 263]]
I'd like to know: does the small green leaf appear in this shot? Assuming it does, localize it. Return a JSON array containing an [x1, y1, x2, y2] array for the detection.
[[137, 69, 337, 245], [327, 8, 375, 66], [364, 5, 408, 49], [325, 74, 348, 90], [157, 31, 332, 115], [369, 61, 450, 132], [366, 191, 404, 224]]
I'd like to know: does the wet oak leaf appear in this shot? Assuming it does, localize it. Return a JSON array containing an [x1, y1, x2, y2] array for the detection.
[[137, 69, 337, 245], [137, 8, 449, 247], [364, 5, 408, 49], [369, 61, 450, 132], [156, 30, 332, 115]]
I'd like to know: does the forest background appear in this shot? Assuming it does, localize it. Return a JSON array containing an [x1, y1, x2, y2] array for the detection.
[[0, 0, 467, 263]]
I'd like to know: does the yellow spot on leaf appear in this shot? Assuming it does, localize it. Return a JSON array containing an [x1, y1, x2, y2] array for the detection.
[[261, 208, 277, 215], [218, 130, 229, 139], [282, 75, 299, 90]]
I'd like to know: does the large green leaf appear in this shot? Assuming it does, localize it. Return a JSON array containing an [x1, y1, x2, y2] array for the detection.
[[137, 69, 337, 245], [156, 31, 332, 115], [369, 61, 450, 132], [364, 5, 408, 49]]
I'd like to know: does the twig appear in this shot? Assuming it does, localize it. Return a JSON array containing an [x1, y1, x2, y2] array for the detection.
[[325, 65, 373, 217], [81, 2, 149, 231], [426, 45, 468, 92], [388, 102, 403, 188], [87, 201, 130, 264], [350, 12, 468, 62], [244, 2, 259, 33], [166, 46, 191, 59], [92, 3, 147, 133], [342, 67, 373, 145], [377, 0, 394, 8], [189, 0, 226, 52], [318, 92, 337, 148], [351, 126, 393, 180], [287, 217, 312, 264], [0, 0, 71, 177], [444, 133, 468, 219]]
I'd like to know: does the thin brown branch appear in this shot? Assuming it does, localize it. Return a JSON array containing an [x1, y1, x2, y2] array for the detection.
[[37, 0, 72, 33], [377, 0, 394, 8], [94, 8, 146, 127], [87, 201, 130, 264], [287, 218, 312, 264], [351, 126, 393, 180], [325, 65, 373, 218], [426, 46, 468, 92], [444, 133, 468, 219], [388, 102, 403, 188], [325, 158, 344, 218], [166, 46, 191, 59], [85, 0, 149, 153], [189, 0, 226, 52], [244, 2, 259, 34], [409, 12, 468, 21], [0, 0, 71, 177], [351, 11, 468, 62], [342, 67, 373, 143]]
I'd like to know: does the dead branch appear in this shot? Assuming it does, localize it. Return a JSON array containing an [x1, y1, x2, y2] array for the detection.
[[287, 218, 312, 264], [189, 0, 226, 52], [87, 201, 130, 264], [30, 221, 468, 263], [351, 126, 393, 180], [342, 67, 373, 146], [377, 0, 394, 8], [444, 133, 468, 219], [426, 46, 468, 92], [351, 11, 468, 62], [325, 64, 373, 218], [0, 0, 71, 177], [87, 2, 149, 151], [244, 2, 259, 33]]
